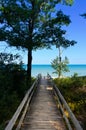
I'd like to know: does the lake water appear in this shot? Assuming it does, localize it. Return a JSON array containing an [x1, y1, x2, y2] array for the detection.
[[23, 64, 86, 78]]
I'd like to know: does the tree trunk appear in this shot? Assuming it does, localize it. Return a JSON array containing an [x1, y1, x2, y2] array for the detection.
[[58, 46, 61, 78], [27, 49, 32, 86]]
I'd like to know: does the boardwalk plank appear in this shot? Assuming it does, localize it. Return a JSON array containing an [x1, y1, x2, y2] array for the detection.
[[20, 77, 66, 130]]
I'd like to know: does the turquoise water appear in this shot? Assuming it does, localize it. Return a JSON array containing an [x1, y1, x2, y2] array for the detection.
[[23, 64, 86, 78]]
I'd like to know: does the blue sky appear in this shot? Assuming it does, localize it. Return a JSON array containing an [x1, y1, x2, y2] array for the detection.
[[33, 0, 86, 64], [33, 0, 86, 65], [0, 0, 86, 64]]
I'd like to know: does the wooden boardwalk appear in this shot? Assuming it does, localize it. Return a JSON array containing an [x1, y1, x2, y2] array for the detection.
[[21, 77, 66, 130]]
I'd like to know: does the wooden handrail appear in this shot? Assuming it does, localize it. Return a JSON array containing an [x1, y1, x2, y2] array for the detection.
[[47, 74, 83, 130], [5, 74, 41, 130]]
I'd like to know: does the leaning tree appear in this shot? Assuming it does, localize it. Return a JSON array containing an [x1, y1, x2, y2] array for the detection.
[[0, 0, 74, 84]]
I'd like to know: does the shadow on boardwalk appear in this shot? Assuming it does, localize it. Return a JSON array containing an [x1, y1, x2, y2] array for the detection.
[[21, 77, 66, 130]]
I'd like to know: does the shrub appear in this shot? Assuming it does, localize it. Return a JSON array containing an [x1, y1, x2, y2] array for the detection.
[[0, 53, 28, 128], [54, 76, 86, 129]]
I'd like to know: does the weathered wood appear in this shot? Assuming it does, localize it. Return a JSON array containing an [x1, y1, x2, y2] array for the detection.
[[48, 75, 83, 130], [16, 89, 34, 130], [54, 90, 72, 130], [5, 74, 82, 130], [21, 77, 66, 130], [5, 75, 40, 130]]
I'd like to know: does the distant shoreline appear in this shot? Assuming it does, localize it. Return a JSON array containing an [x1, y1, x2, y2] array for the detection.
[[31, 64, 86, 65], [23, 64, 86, 78]]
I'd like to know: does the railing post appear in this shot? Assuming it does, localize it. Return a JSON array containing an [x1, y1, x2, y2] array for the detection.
[[47, 74, 83, 130], [5, 74, 40, 130]]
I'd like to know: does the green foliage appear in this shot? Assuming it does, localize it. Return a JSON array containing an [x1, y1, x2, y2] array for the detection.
[[48, 10, 76, 78], [55, 10, 71, 26], [54, 75, 86, 128], [81, 13, 86, 18], [71, 73, 84, 88], [42, 10, 76, 48], [51, 56, 69, 78], [0, 52, 22, 64], [0, 0, 59, 82], [65, 0, 74, 5], [0, 0, 75, 82], [0, 0, 75, 50], [0, 53, 29, 129], [0, 0, 57, 49]]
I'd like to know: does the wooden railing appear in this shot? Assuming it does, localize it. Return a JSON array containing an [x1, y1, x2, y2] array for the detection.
[[47, 74, 83, 130], [5, 74, 41, 130]]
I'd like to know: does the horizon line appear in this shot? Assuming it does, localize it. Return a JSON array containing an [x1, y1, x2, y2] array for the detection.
[[30, 64, 86, 65]]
